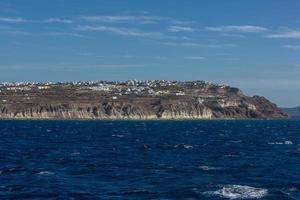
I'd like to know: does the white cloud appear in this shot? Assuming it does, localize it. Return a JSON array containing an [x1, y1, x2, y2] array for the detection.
[[184, 56, 206, 60], [266, 30, 300, 39], [168, 26, 197, 32], [171, 20, 195, 25], [162, 42, 236, 48], [0, 16, 28, 23], [0, 16, 73, 24], [225, 57, 240, 61], [0, 30, 31, 35], [43, 18, 73, 24], [79, 15, 169, 24], [283, 45, 300, 50], [162, 42, 198, 47], [206, 25, 268, 33], [0, 25, 31, 35], [48, 32, 85, 38], [76, 25, 161, 37], [221, 33, 246, 38]]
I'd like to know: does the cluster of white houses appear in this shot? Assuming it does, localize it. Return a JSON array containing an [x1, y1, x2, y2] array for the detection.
[[0, 80, 227, 97]]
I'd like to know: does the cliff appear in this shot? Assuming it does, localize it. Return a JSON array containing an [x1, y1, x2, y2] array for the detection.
[[0, 80, 287, 119]]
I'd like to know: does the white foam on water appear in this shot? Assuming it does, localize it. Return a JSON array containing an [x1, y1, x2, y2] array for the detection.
[[284, 141, 293, 145], [204, 185, 268, 199], [37, 171, 54, 175], [8, 168, 16, 172], [172, 144, 194, 149], [198, 166, 220, 171], [183, 145, 193, 149], [112, 134, 124, 138], [268, 141, 293, 145]]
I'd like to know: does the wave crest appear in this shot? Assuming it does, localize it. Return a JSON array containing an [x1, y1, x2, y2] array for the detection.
[[205, 185, 268, 199]]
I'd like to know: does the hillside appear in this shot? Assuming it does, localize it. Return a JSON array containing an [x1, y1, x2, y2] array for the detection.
[[0, 80, 288, 119]]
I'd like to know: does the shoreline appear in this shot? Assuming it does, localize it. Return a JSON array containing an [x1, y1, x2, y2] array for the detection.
[[0, 117, 291, 122]]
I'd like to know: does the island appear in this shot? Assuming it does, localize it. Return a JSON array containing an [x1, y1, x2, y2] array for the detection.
[[0, 80, 287, 119]]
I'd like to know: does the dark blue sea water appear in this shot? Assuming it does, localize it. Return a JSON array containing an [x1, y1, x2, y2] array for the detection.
[[0, 120, 299, 200]]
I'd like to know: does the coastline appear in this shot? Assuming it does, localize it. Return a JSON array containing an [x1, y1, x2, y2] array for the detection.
[[0, 116, 291, 121]]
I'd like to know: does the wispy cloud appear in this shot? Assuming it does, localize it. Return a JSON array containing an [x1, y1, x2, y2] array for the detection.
[[224, 57, 241, 61], [76, 25, 161, 37], [184, 56, 206, 60], [206, 25, 268, 33], [0, 30, 31, 35], [162, 42, 236, 48], [221, 33, 246, 38], [0, 16, 28, 23], [79, 15, 169, 24], [266, 29, 300, 39], [171, 20, 195, 25], [0, 25, 31, 35], [42, 18, 73, 24], [48, 32, 86, 38], [168, 26, 197, 32], [0, 16, 74, 24], [283, 44, 300, 50]]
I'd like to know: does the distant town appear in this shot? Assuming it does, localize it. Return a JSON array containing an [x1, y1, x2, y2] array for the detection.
[[0, 80, 287, 119], [0, 80, 229, 98]]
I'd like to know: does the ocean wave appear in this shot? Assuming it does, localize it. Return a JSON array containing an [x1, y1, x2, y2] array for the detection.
[[183, 145, 193, 149], [173, 144, 193, 149], [198, 166, 221, 171], [268, 141, 293, 145], [112, 134, 124, 138], [204, 185, 268, 199], [156, 144, 194, 150], [37, 171, 55, 175]]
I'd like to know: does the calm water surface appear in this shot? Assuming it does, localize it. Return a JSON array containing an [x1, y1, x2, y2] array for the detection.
[[0, 120, 299, 199]]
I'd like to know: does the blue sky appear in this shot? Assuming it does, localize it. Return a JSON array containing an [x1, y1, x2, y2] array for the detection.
[[0, 0, 300, 107]]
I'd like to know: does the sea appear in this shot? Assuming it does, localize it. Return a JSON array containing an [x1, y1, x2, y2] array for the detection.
[[0, 119, 299, 200]]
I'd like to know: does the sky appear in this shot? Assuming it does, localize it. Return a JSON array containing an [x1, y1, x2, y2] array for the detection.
[[0, 0, 300, 107]]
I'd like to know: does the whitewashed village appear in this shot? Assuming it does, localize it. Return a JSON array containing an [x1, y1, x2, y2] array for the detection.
[[0, 80, 229, 98]]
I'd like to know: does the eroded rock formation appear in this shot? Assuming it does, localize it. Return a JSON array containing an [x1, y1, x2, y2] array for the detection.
[[0, 81, 287, 119]]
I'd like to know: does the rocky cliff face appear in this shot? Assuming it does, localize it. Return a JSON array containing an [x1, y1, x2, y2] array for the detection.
[[0, 81, 287, 119]]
